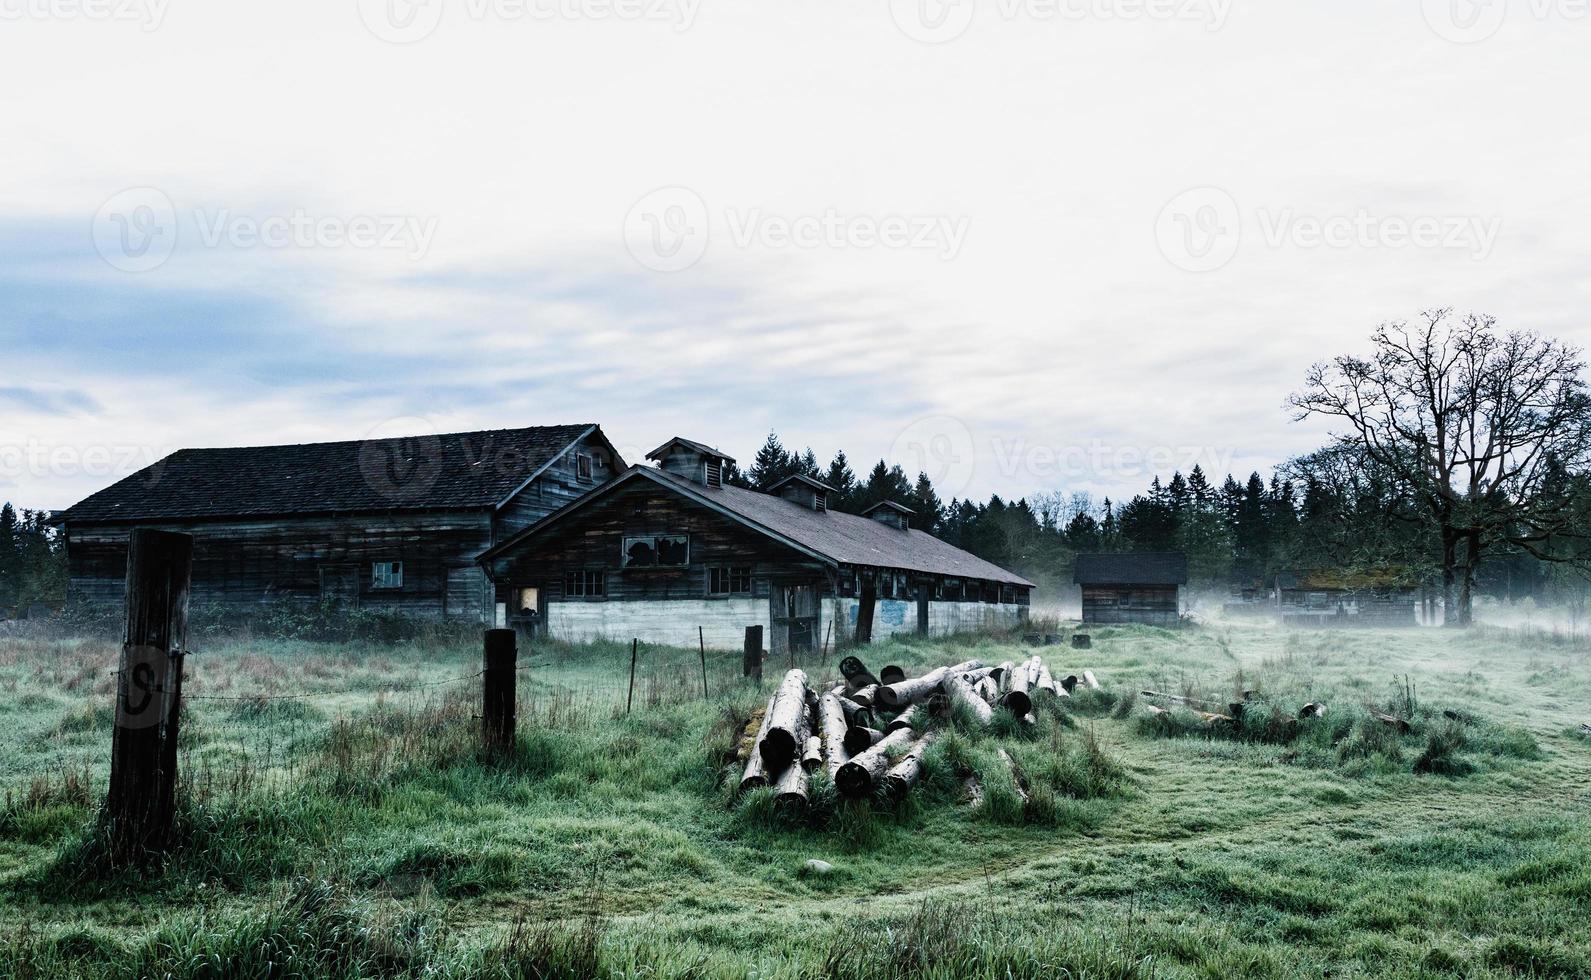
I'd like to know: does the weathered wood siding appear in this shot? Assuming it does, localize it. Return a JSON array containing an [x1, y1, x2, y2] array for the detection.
[[493, 430, 619, 537], [66, 512, 494, 620], [1080, 585, 1180, 625]]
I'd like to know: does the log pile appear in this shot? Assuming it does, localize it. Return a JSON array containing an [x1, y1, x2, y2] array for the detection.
[[737, 655, 1104, 810]]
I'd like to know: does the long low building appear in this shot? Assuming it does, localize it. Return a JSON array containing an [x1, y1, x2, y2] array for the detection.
[[1074, 552, 1187, 625], [477, 437, 1033, 652], [52, 424, 625, 620]]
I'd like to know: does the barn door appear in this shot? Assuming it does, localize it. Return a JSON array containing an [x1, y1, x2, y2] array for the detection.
[[771, 582, 818, 655], [917, 583, 930, 636], [319, 564, 360, 607]]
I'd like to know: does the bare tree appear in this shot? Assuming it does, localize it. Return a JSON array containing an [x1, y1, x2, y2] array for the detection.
[[1289, 310, 1591, 626]]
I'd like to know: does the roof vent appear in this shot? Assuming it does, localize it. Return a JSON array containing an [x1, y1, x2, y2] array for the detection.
[[862, 500, 914, 530], [646, 437, 735, 488], [771, 474, 833, 512]]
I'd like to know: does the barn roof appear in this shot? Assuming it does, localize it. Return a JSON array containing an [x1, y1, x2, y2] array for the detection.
[[480, 465, 1034, 588], [1073, 552, 1188, 586], [54, 424, 610, 523]]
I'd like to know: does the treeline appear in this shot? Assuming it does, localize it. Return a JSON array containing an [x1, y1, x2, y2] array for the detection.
[[735, 430, 1591, 603], [0, 503, 66, 614]]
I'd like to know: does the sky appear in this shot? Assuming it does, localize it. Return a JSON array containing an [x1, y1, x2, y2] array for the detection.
[[3, 0, 1590, 513]]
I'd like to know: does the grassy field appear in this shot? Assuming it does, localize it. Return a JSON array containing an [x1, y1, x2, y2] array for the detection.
[[0, 619, 1588, 979]]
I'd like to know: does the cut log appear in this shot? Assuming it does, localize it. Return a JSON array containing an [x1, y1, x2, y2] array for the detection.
[[1034, 660, 1058, 698], [850, 684, 879, 709], [884, 732, 938, 799], [963, 775, 983, 808], [844, 725, 885, 756], [1578, 723, 1591, 737], [739, 694, 780, 792], [887, 704, 923, 733], [943, 671, 994, 725], [759, 670, 813, 768], [1298, 702, 1327, 720], [975, 676, 1000, 702], [991, 660, 1016, 684], [875, 660, 983, 709], [1140, 690, 1222, 710], [838, 655, 879, 689], [1060, 674, 1079, 694], [801, 735, 823, 772], [1083, 670, 1101, 690], [1367, 707, 1412, 733], [773, 757, 809, 808], [997, 748, 1029, 803], [835, 727, 916, 798], [1072, 634, 1092, 649], [818, 693, 851, 780], [1002, 660, 1033, 716], [879, 664, 906, 685]]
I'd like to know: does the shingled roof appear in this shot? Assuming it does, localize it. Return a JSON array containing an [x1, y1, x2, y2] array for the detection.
[[1073, 552, 1188, 586], [54, 424, 605, 523], [480, 465, 1034, 588]]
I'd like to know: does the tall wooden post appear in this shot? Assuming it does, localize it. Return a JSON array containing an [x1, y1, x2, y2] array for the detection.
[[698, 626, 709, 699], [626, 638, 638, 714], [743, 626, 763, 683], [482, 629, 517, 753], [107, 528, 192, 862]]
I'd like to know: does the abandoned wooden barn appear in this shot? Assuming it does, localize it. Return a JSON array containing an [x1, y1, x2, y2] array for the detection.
[[1275, 569, 1420, 628], [1074, 552, 1187, 625], [477, 437, 1034, 651], [52, 424, 624, 620]]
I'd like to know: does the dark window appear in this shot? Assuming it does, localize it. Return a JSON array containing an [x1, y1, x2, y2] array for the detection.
[[622, 534, 689, 567], [709, 566, 752, 595], [371, 561, 403, 590], [576, 453, 593, 482], [705, 458, 722, 488], [565, 570, 606, 598]]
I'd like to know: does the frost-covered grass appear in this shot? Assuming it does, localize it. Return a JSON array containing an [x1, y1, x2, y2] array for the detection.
[[0, 621, 1587, 978]]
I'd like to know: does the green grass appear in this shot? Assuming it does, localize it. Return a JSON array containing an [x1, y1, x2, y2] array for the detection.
[[0, 621, 1587, 978]]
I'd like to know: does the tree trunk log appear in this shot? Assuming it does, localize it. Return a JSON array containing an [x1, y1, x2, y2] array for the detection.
[[759, 669, 812, 768], [844, 725, 885, 756], [835, 727, 916, 798], [1299, 702, 1327, 719], [739, 694, 779, 792], [1083, 670, 1101, 690], [998, 748, 1029, 803], [819, 693, 851, 780], [801, 735, 823, 772], [944, 671, 994, 725], [1002, 659, 1033, 716], [849, 684, 879, 709], [774, 756, 809, 808], [884, 732, 938, 799], [1060, 674, 1079, 694], [874, 660, 983, 709], [887, 704, 923, 733]]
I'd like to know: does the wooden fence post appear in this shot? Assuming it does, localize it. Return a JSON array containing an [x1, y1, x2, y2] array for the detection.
[[698, 626, 709, 699], [107, 527, 192, 863], [482, 628, 517, 754], [626, 638, 638, 714], [743, 626, 763, 683]]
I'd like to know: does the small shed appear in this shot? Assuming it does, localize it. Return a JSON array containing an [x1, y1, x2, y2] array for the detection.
[[1074, 552, 1188, 625], [1275, 569, 1419, 628]]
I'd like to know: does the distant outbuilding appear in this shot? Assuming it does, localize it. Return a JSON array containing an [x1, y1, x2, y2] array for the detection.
[[1073, 552, 1188, 625]]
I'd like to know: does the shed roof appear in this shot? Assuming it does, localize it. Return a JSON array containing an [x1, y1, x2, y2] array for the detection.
[[1073, 552, 1189, 586], [480, 465, 1034, 588], [645, 436, 736, 464], [54, 424, 609, 523]]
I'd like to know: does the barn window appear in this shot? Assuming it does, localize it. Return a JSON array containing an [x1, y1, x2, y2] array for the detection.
[[371, 561, 403, 590], [705, 458, 722, 488], [709, 566, 752, 596], [623, 534, 690, 567], [576, 453, 593, 482], [565, 570, 606, 598]]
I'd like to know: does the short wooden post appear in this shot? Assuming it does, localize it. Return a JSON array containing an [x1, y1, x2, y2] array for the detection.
[[698, 626, 709, 699], [107, 527, 193, 862], [743, 626, 763, 683], [626, 638, 638, 714], [482, 629, 517, 753]]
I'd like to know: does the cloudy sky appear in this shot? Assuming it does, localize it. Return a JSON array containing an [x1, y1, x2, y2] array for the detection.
[[3, 0, 1589, 512]]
